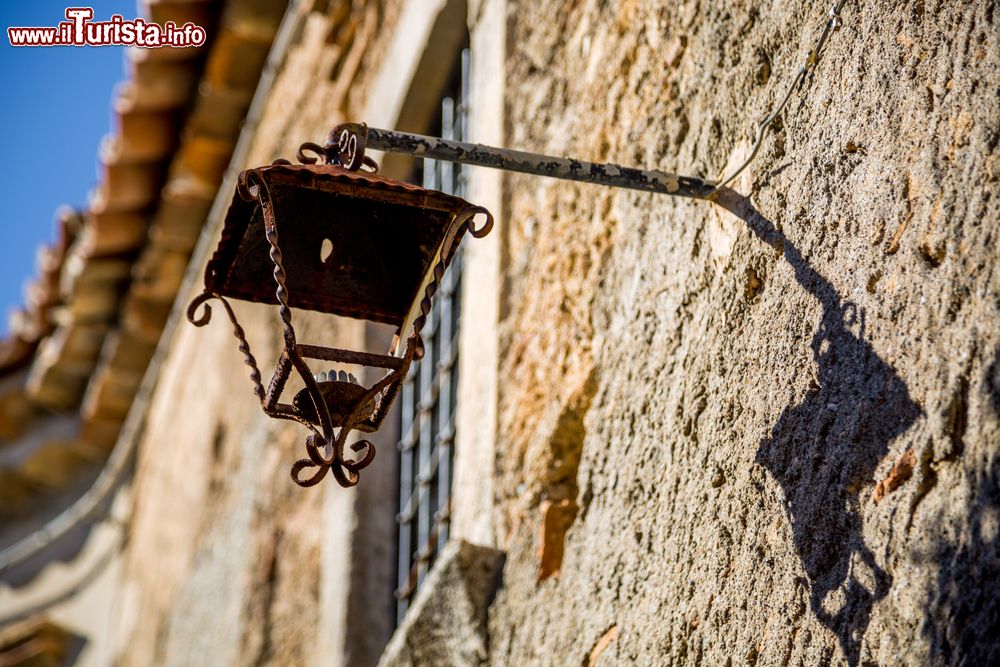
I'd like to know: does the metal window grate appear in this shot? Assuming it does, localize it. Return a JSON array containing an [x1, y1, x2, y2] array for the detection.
[[395, 48, 469, 625]]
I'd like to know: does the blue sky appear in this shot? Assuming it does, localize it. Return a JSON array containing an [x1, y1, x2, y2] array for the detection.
[[0, 2, 131, 334]]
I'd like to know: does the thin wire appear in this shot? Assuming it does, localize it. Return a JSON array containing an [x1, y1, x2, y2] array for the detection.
[[712, 0, 848, 193]]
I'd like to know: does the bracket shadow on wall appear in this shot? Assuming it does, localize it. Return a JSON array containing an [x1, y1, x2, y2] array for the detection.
[[187, 1, 846, 488]]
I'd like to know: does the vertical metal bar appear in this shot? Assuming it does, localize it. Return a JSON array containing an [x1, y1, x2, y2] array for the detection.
[[435, 95, 455, 555], [422, 147, 438, 194], [436, 300, 454, 555], [440, 48, 470, 550], [416, 341, 433, 589], [396, 376, 414, 624], [415, 152, 441, 590], [457, 48, 470, 196], [436, 104, 456, 557], [441, 97, 455, 194]]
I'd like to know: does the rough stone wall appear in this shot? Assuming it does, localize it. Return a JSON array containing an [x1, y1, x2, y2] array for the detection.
[[489, 1, 999, 665]]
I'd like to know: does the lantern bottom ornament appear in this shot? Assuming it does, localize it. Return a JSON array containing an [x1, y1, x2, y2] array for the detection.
[[187, 126, 492, 488]]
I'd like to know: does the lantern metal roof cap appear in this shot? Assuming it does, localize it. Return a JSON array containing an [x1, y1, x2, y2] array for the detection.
[[203, 162, 490, 327]]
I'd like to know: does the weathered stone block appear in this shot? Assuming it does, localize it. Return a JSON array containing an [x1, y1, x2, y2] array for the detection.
[[378, 540, 505, 667]]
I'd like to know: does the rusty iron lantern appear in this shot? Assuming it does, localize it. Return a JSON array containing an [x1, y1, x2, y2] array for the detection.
[[189, 122, 726, 488], [188, 125, 492, 488]]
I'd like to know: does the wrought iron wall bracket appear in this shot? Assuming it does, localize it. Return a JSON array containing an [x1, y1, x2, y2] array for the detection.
[[324, 123, 718, 199]]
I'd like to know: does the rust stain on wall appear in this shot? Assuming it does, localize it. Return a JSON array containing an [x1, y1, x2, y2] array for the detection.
[[874, 448, 917, 503]]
